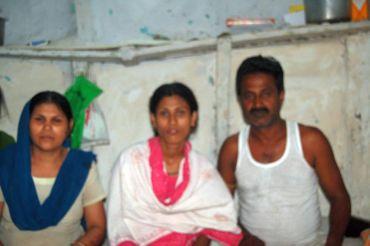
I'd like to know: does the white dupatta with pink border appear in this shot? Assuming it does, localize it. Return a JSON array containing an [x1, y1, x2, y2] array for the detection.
[[107, 140, 241, 246]]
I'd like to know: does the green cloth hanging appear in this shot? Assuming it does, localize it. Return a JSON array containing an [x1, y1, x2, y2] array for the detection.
[[64, 76, 103, 148]]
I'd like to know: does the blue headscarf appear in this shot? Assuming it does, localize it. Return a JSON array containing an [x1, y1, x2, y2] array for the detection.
[[0, 101, 95, 230]]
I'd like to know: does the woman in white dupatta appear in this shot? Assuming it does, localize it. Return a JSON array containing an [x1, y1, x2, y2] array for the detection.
[[107, 82, 242, 246]]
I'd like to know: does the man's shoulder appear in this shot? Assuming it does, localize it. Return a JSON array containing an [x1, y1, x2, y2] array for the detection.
[[297, 123, 332, 160], [218, 133, 239, 169], [223, 133, 239, 147], [298, 123, 327, 143], [220, 133, 239, 156]]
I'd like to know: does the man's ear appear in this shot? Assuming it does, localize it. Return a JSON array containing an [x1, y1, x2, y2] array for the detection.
[[279, 90, 285, 103], [237, 95, 243, 107]]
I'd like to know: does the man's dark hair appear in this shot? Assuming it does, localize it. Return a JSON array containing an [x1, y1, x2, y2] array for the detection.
[[149, 82, 198, 114], [236, 55, 284, 95]]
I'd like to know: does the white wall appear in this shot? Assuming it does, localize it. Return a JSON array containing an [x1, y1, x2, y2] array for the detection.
[[0, 0, 302, 45], [0, 29, 369, 218], [0, 0, 77, 45]]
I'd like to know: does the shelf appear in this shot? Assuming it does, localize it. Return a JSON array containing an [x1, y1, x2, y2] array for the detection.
[[0, 21, 369, 63]]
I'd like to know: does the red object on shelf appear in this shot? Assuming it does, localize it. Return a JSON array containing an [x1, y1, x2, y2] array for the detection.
[[226, 18, 276, 27]]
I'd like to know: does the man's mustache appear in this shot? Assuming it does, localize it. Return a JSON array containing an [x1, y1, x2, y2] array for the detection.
[[249, 107, 269, 115]]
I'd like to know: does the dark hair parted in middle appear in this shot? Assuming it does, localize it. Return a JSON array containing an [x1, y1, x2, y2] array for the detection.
[[236, 55, 284, 96], [149, 82, 198, 114], [29, 91, 73, 122]]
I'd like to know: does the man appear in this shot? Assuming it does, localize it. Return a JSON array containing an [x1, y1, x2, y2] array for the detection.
[[218, 55, 351, 245]]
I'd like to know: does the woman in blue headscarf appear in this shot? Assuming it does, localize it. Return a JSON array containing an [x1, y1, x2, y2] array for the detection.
[[0, 91, 106, 245]]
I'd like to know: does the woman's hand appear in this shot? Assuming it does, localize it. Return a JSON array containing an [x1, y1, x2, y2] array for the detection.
[[239, 230, 265, 246], [194, 235, 210, 246], [74, 201, 106, 246]]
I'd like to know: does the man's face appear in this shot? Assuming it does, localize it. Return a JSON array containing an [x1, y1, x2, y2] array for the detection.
[[238, 72, 284, 128]]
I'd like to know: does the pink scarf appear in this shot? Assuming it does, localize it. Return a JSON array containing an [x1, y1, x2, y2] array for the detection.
[[148, 137, 190, 206]]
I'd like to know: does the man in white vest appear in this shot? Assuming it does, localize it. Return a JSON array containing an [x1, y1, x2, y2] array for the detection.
[[217, 55, 351, 245]]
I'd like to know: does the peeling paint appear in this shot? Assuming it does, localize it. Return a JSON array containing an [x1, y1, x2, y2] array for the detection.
[[139, 26, 153, 37], [208, 76, 214, 86], [70, 3, 75, 14], [2, 75, 12, 82]]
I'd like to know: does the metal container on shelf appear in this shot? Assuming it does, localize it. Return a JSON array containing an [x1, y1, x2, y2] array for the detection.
[[304, 0, 350, 23]]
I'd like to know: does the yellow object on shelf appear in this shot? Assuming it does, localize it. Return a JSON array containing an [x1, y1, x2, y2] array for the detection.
[[289, 4, 305, 13]]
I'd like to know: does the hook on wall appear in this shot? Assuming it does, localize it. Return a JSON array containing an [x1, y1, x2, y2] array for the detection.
[[72, 61, 89, 78]]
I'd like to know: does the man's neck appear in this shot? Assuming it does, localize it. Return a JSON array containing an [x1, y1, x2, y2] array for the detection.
[[249, 119, 286, 143]]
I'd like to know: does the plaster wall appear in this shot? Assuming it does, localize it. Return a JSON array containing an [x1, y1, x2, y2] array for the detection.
[[86, 0, 299, 43], [0, 0, 77, 45], [0, 59, 72, 132], [0, 33, 369, 218], [0, 0, 301, 45], [346, 33, 370, 217]]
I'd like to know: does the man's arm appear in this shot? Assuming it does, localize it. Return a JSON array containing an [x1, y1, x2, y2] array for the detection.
[[217, 135, 264, 246], [217, 134, 238, 195], [301, 125, 351, 246]]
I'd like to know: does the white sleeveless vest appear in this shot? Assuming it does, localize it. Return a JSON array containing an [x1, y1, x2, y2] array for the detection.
[[236, 121, 321, 245]]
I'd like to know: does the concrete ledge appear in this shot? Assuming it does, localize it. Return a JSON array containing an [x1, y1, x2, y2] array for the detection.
[[0, 21, 369, 63]]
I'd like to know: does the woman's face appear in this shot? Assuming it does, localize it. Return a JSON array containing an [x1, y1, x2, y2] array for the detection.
[[150, 95, 197, 147], [29, 102, 72, 152]]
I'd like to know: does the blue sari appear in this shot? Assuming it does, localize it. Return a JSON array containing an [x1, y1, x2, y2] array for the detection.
[[0, 102, 95, 230]]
